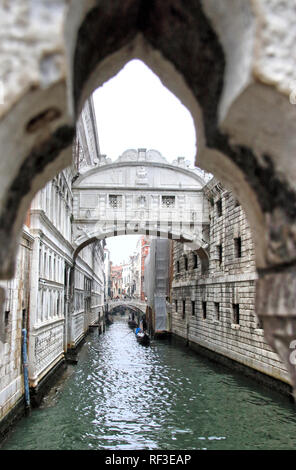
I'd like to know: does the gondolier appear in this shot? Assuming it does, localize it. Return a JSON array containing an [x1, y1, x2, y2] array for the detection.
[[135, 326, 150, 346]]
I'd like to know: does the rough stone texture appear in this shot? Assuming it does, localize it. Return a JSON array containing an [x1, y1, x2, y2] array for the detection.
[[252, 0, 296, 95], [257, 268, 296, 317], [0, 0, 73, 278], [171, 179, 291, 388], [0, 228, 33, 423]]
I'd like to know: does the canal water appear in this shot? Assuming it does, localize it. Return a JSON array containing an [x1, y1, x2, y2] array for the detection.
[[2, 317, 296, 450]]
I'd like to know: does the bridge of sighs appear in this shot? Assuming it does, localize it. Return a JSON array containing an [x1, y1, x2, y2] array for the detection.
[[71, 148, 210, 261]]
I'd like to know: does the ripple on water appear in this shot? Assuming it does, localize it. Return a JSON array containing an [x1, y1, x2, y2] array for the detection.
[[2, 320, 296, 450]]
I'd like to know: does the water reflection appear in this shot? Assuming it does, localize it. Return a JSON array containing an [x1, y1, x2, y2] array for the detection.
[[2, 317, 296, 450]]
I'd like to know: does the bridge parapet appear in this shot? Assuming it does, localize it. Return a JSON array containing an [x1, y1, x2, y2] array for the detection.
[[107, 299, 147, 315], [71, 150, 210, 255]]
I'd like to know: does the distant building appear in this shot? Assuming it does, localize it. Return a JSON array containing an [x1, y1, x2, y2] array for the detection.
[[104, 247, 111, 301], [140, 236, 150, 301], [129, 251, 140, 298], [110, 264, 123, 299], [144, 238, 171, 336]]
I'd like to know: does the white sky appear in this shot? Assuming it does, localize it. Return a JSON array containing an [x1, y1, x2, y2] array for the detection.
[[92, 59, 196, 164], [92, 59, 197, 265], [106, 235, 141, 266]]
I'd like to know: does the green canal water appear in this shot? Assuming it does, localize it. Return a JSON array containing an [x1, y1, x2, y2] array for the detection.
[[2, 318, 296, 450]]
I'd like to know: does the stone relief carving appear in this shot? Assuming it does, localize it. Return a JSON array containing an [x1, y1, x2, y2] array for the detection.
[[136, 166, 148, 185], [137, 195, 146, 208], [73, 224, 91, 243]]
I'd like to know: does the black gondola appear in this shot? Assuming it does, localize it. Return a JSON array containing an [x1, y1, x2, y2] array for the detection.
[[135, 331, 150, 346]]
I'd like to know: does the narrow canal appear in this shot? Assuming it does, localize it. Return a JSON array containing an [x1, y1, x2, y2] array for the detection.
[[2, 318, 296, 450]]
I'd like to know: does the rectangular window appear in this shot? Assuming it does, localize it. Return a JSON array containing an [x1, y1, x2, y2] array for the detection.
[[22, 309, 27, 329], [193, 254, 198, 269], [191, 300, 195, 316], [234, 237, 242, 258], [216, 199, 222, 217], [214, 302, 220, 321], [162, 195, 175, 208], [233, 304, 240, 324], [44, 252, 47, 278], [176, 261, 180, 273], [202, 301, 207, 319], [184, 256, 188, 271], [182, 300, 186, 319], [4, 311, 9, 327], [257, 316, 263, 329], [175, 299, 178, 312], [217, 244, 223, 265]]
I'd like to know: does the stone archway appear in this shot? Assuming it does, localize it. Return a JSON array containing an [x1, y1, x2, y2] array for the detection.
[[108, 300, 146, 317], [71, 147, 210, 265], [1, 0, 296, 393]]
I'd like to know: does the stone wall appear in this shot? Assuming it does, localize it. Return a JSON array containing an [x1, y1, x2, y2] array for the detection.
[[171, 179, 291, 388], [0, 228, 33, 435], [71, 241, 105, 349]]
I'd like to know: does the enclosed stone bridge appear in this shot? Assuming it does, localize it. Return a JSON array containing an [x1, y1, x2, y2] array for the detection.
[[71, 148, 210, 259], [107, 299, 147, 316]]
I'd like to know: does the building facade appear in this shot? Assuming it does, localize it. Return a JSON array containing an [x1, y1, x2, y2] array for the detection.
[[104, 247, 111, 302], [144, 238, 171, 335], [0, 96, 106, 439], [171, 178, 290, 390], [140, 236, 151, 301], [0, 226, 33, 434], [110, 264, 123, 299]]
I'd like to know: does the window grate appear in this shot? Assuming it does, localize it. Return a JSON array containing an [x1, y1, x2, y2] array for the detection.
[[109, 195, 122, 209], [162, 196, 175, 208]]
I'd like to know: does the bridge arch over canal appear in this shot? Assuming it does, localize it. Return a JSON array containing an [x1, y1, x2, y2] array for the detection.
[[107, 299, 147, 317], [71, 148, 210, 264]]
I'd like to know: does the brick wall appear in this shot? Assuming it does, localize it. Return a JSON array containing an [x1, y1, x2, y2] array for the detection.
[[171, 180, 290, 386]]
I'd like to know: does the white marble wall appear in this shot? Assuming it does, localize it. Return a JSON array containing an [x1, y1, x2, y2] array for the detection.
[[70, 242, 104, 348], [28, 167, 74, 386]]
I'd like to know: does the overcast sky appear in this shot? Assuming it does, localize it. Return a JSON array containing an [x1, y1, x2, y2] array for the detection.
[[92, 59, 196, 164], [92, 59, 197, 265]]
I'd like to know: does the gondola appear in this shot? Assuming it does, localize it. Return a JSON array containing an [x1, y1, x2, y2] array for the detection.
[[128, 319, 138, 328], [135, 330, 150, 346]]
